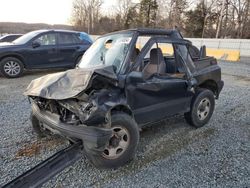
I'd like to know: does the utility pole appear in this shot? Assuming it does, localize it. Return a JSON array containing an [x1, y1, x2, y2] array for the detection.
[[201, 0, 207, 38], [216, 0, 226, 38], [88, 5, 91, 34]]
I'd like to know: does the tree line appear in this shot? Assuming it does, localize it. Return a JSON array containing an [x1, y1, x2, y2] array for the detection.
[[71, 0, 250, 39], [0, 22, 73, 35]]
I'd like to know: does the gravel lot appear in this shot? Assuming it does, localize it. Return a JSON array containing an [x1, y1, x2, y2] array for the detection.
[[0, 61, 249, 187]]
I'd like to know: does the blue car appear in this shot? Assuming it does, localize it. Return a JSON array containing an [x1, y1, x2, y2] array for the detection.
[[0, 30, 92, 78], [0, 34, 22, 43]]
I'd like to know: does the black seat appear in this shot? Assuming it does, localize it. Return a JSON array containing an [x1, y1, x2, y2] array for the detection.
[[143, 48, 166, 78]]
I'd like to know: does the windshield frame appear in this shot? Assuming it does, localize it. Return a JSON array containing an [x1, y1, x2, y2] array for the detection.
[[79, 31, 137, 75], [118, 31, 138, 74]]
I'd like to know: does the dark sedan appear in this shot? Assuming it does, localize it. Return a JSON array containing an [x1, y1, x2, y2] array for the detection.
[[0, 30, 92, 78], [0, 34, 23, 43]]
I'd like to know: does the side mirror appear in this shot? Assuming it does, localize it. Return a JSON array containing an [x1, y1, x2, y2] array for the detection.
[[199, 45, 206, 59], [127, 71, 144, 83], [32, 41, 41, 48]]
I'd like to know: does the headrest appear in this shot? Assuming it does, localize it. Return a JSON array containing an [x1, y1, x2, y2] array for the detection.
[[150, 48, 164, 65]]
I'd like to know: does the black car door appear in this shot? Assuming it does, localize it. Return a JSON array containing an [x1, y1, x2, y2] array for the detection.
[[127, 75, 193, 125], [126, 38, 194, 125], [56, 32, 86, 67], [26, 32, 59, 68]]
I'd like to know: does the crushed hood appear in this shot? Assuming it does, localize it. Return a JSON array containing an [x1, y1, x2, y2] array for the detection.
[[24, 69, 93, 100], [24, 66, 118, 100]]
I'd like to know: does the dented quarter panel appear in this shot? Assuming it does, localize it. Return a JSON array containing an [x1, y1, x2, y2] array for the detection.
[[193, 64, 222, 86]]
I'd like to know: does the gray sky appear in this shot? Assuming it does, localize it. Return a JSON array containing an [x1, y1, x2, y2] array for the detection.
[[0, 0, 117, 25]]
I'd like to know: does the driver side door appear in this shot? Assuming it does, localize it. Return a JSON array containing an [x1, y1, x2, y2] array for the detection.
[[126, 75, 193, 125], [126, 38, 194, 125]]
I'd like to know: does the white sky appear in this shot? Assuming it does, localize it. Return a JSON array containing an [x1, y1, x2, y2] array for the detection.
[[0, 0, 117, 25]]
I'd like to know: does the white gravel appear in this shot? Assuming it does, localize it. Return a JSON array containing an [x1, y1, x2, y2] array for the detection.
[[0, 61, 249, 187]]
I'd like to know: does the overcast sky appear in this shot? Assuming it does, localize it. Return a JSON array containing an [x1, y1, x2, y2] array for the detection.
[[0, 0, 117, 25]]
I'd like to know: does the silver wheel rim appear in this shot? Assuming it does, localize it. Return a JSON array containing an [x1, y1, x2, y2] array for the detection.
[[3, 61, 21, 76], [102, 126, 130, 160], [197, 98, 210, 121]]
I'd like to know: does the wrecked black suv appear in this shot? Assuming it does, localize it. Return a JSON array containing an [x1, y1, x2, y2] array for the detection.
[[24, 28, 224, 168]]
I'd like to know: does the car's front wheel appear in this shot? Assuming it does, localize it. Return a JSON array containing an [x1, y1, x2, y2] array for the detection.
[[86, 112, 139, 168], [0, 57, 24, 78], [185, 89, 215, 128]]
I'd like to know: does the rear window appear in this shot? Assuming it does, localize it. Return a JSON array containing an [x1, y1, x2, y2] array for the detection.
[[58, 33, 80, 45]]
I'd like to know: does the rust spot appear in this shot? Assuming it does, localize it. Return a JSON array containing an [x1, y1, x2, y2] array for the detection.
[[15, 138, 65, 159], [15, 142, 42, 158]]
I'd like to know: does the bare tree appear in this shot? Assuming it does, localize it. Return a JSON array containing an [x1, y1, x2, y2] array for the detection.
[[216, 0, 226, 38], [71, 0, 103, 33], [229, 0, 250, 38], [115, 0, 133, 22], [69, 0, 250, 38], [200, 0, 217, 38], [168, 0, 188, 29]]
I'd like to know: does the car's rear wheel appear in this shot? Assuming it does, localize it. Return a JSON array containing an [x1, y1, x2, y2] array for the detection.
[[0, 57, 24, 78], [86, 112, 139, 168], [184, 89, 215, 128]]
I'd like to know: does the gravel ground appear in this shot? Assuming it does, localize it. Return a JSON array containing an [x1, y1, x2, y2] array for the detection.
[[0, 61, 249, 187]]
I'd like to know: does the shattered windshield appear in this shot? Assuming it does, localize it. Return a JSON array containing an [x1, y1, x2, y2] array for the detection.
[[79, 33, 133, 73]]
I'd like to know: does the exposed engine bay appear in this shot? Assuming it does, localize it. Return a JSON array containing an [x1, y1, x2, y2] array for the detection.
[[29, 71, 124, 129]]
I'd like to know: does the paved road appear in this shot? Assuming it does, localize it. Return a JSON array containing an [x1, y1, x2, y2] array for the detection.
[[0, 61, 249, 187]]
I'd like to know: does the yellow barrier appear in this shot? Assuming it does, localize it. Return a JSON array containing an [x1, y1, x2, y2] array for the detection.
[[136, 44, 240, 62], [206, 48, 240, 62]]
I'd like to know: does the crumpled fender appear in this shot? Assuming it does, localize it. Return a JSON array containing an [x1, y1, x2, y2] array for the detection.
[[24, 66, 118, 100], [24, 69, 93, 100]]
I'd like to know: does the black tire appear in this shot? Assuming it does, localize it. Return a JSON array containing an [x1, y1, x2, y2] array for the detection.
[[0, 57, 24, 78], [30, 113, 46, 138], [184, 89, 215, 128], [86, 112, 139, 168]]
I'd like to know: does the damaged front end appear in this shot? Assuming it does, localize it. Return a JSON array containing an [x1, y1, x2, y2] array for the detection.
[[24, 67, 124, 154]]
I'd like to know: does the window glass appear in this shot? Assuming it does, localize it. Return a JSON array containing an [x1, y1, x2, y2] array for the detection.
[[79, 33, 133, 73], [188, 45, 200, 60], [75, 34, 84, 43], [58, 33, 77, 44], [13, 30, 42, 44], [79, 32, 93, 43], [175, 44, 196, 72], [34, 33, 56, 45]]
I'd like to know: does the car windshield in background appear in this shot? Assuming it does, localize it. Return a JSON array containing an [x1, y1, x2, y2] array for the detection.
[[79, 33, 133, 73], [12, 31, 42, 45]]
